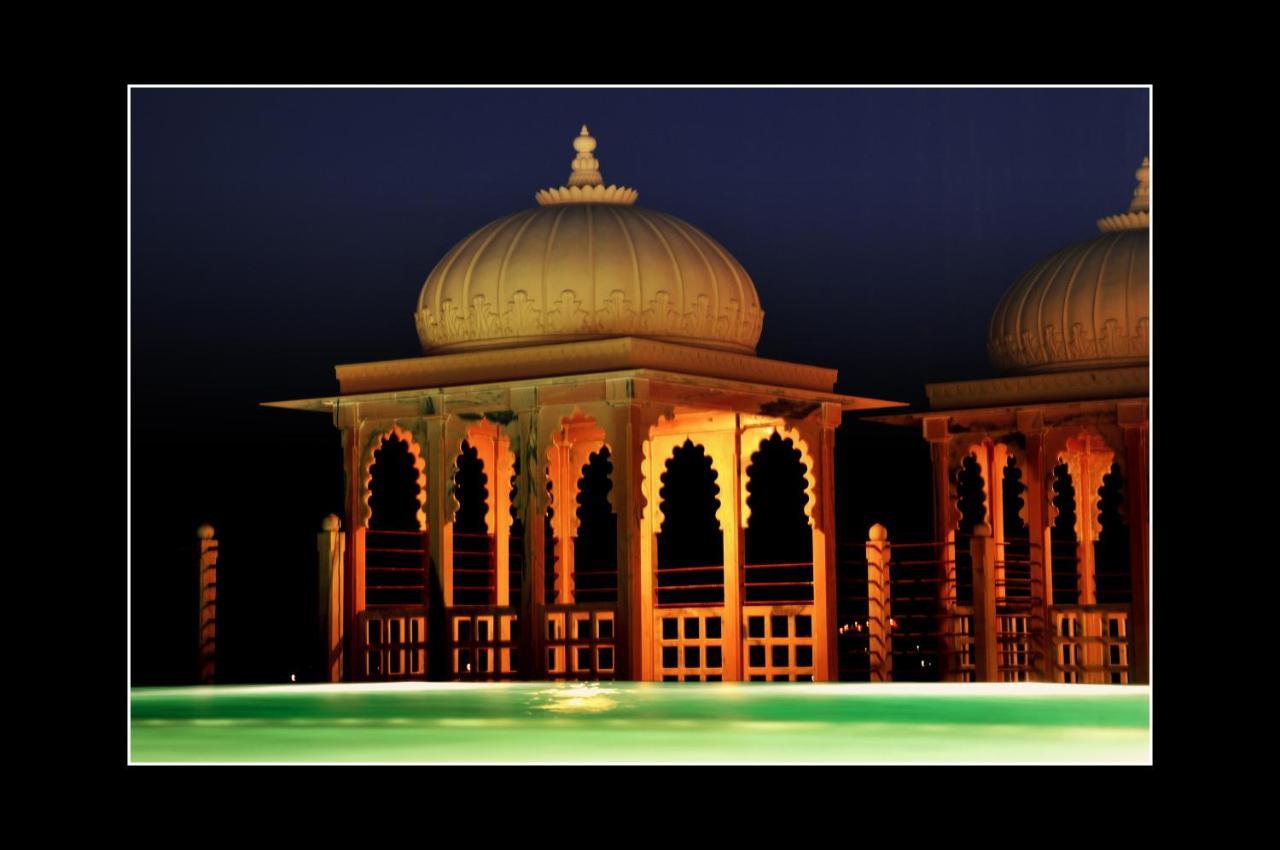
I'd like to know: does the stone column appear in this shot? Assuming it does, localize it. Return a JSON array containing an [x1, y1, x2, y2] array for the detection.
[[196, 524, 217, 685], [1016, 408, 1053, 681], [602, 380, 654, 680], [922, 415, 954, 679], [866, 523, 893, 682], [970, 522, 999, 682], [804, 404, 842, 682], [1119, 401, 1149, 684], [318, 514, 345, 683]]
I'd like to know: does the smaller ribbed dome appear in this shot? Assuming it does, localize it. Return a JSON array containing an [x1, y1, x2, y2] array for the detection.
[[988, 158, 1150, 375]]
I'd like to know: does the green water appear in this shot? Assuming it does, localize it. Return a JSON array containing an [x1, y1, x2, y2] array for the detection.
[[130, 681, 1150, 764]]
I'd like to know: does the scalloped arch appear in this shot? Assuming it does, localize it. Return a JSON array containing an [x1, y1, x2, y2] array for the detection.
[[740, 423, 817, 530], [360, 423, 428, 530]]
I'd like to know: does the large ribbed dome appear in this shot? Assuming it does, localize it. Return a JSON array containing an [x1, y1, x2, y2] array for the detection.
[[988, 158, 1150, 375], [415, 127, 764, 355]]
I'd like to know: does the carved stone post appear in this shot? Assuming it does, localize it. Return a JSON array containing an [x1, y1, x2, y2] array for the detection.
[[807, 403, 842, 682], [970, 523, 999, 682], [196, 524, 217, 685], [1016, 408, 1053, 681], [318, 514, 345, 683], [603, 379, 652, 681], [866, 523, 893, 682], [1119, 401, 1149, 684], [922, 415, 954, 679]]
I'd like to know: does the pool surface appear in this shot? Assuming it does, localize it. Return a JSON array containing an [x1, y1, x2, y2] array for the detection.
[[130, 681, 1150, 764]]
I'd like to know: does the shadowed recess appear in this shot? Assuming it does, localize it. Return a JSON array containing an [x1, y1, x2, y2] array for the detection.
[[657, 440, 724, 606]]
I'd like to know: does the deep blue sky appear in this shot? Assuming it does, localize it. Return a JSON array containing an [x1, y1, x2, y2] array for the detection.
[[129, 87, 1149, 684], [132, 86, 1148, 407]]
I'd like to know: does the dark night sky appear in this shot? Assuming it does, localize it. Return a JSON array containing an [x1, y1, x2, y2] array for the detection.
[[130, 87, 1149, 685]]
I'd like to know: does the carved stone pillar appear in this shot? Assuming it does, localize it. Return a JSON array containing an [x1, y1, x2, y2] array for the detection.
[[922, 415, 954, 679], [801, 403, 842, 682], [1016, 407, 1053, 681], [866, 523, 892, 682], [970, 523, 999, 682], [602, 379, 655, 680], [196, 523, 217, 685], [318, 514, 344, 683], [1119, 401, 1149, 684]]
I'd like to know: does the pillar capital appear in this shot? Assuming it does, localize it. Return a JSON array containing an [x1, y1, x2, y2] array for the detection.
[[1015, 407, 1045, 434], [1117, 399, 1149, 428], [922, 414, 951, 444]]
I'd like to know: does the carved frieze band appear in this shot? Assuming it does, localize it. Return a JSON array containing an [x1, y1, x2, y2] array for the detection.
[[988, 317, 1149, 371], [416, 288, 764, 353]]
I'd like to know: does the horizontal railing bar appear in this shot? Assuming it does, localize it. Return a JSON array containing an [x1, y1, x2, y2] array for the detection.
[[655, 583, 726, 591]]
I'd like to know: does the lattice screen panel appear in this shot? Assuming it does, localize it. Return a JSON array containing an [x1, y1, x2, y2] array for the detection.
[[949, 612, 976, 682], [450, 610, 519, 680], [999, 614, 1033, 682], [545, 609, 616, 680], [1102, 613, 1129, 684], [360, 611, 427, 679], [742, 607, 815, 682], [1055, 612, 1082, 683], [657, 610, 725, 681]]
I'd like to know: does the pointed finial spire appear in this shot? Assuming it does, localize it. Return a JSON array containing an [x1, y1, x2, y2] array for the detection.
[[1097, 155, 1151, 232], [567, 125, 604, 187], [535, 125, 638, 206], [1129, 156, 1150, 213]]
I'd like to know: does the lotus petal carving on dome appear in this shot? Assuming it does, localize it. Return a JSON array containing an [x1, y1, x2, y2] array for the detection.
[[534, 184, 639, 206], [714, 299, 742, 339], [641, 291, 682, 337], [1043, 325, 1068, 362], [595, 290, 636, 334], [1097, 211, 1149, 232], [1068, 322, 1098, 360], [544, 290, 589, 335], [440, 299, 469, 342], [505, 290, 542, 337], [470, 294, 502, 339], [681, 294, 713, 337]]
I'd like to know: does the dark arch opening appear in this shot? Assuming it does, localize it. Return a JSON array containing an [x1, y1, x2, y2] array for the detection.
[[1001, 455, 1032, 599], [508, 455, 524, 609], [452, 440, 493, 606], [545, 475, 559, 604], [954, 453, 987, 606], [1050, 461, 1080, 606], [1094, 463, 1131, 605], [368, 433, 421, 532], [744, 432, 813, 603], [366, 433, 428, 609], [657, 439, 724, 606], [574, 446, 618, 603]]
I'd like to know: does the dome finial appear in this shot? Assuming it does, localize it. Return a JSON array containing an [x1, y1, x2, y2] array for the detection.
[[535, 126, 638, 206], [1129, 156, 1150, 213], [567, 125, 603, 187], [1097, 155, 1150, 232]]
